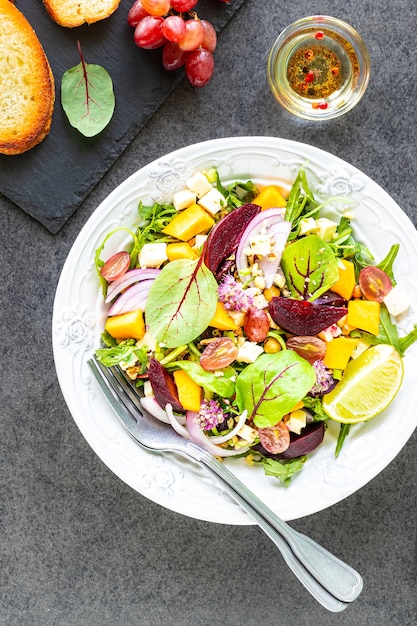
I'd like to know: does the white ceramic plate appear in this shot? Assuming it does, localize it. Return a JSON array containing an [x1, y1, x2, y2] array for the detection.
[[52, 137, 417, 524]]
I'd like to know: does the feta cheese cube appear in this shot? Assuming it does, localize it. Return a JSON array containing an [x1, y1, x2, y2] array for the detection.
[[314, 217, 338, 242], [198, 187, 226, 216], [252, 293, 269, 310], [383, 284, 411, 317], [299, 217, 317, 235], [318, 324, 342, 342], [172, 188, 196, 211], [236, 341, 264, 363], [238, 424, 258, 443], [193, 234, 208, 250], [143, 381, 154, 397], [186, 172, 212, 198], [247, 234, 273, 257], [286, 409, 307, 435], [350, 338, 371, 360], [273, 271, 286, 289], [138, 242, 168, 268]]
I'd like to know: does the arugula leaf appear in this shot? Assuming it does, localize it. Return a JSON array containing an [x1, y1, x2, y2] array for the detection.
[[376, 244, 399, 284], [373, 304, 402, 353], [261, 456, 307, 486], [173, 361, 236, 397], [335, 423, 350, 458], [399, 325, 417, 354], [145, 258, 218, 348], [235, 352, 316, 428], [302, 396, 328, 421], [281, 235, 339, 301], [129, 202, 176, 267], [95, 339, 149, 370], [61, 41, 115, 137], [211, 169, 258, 210]]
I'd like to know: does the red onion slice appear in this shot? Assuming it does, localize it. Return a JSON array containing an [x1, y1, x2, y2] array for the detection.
[[235, 208, 291, 289], [108, 280, 153, 316], [105, 268, 160, 303]]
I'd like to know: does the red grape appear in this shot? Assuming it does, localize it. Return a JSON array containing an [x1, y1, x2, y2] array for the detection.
[[134, 15, 166, 49], [359, 266, 393, 302], [179, 19, 204, 51], [127, 0, 149, 27], [200, 19, 217, 52], [100, 252, 131, 282], [141, 0, 170, 17], [171, 0, 198, 10], [162, 41, 188, 71], [185, 49, 214, 87], [161, 15, 186, 43], [200, 337, 238, 370]]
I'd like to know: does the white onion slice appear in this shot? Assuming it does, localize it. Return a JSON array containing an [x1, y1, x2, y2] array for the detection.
[[165, 403, 190, 439], [108, 280, 153, 316], [140, 396, 171, 424], [207, 410, 248, 444], [235, 208, 290, 288], [186, 412, 249, 457], [105, 268, 160, 303]]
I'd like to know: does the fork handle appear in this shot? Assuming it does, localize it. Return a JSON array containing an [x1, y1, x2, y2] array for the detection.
[[183, 441, 362, 605]]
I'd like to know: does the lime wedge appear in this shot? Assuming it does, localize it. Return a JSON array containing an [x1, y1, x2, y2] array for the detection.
[[322, 344, 404, 424]]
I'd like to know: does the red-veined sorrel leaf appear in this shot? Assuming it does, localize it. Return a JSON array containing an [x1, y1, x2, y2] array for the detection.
[[61, 41, 115, 137], [235, 351, 316, 428], [281, 234, 339, 301], [145, 258, 218, 348]]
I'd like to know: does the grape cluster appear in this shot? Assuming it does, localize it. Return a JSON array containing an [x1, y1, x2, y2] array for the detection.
[[128, 0, 230, 87]]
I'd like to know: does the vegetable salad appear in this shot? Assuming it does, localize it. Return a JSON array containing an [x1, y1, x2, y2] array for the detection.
[[95, 166, 417, 485]]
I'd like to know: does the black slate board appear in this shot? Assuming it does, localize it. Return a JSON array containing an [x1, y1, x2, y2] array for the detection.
[[0, 0, 245, 233]]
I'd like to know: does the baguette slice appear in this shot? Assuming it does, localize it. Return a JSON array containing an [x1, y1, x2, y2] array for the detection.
[[0, 0, 55, 156], [43, 0, 121, 27]]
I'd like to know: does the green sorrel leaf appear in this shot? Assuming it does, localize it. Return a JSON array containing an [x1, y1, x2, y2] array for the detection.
[[281, 234, 339, 301], [235, 351, 316, 428], [61, 51, 115, 137], [145, 258, 218, 349], [174, 361, 236, 397]]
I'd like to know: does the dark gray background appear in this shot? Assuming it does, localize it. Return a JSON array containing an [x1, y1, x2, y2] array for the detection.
[[2, 1, 417, 624]]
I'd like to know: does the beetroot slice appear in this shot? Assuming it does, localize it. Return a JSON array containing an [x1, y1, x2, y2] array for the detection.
[[277, 422, 325, 459], [148, 358, 183, 412], [254, 422, 325, 460], [204, 202, 261, 274], [268, 297, 348, 336]]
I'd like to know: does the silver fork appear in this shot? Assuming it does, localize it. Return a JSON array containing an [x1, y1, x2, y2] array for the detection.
[[88, 357, 363, 612]]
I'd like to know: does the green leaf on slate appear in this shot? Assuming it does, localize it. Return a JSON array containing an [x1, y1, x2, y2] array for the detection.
[[61, 59, 115, 137]]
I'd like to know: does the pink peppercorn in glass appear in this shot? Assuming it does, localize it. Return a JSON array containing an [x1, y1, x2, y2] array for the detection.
[[267, 16, 370, 120]]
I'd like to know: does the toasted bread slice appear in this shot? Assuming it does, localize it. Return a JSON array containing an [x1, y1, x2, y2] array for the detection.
[[0, 0, 55, 156], [43, 0, 121, 27]]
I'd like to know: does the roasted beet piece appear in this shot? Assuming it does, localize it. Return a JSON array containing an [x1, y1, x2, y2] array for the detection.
[[204, 202, 261, 274], [277, 422, 325, 459], [148, 358, 183, 412], [314, 290, 347, 307], [254, 422, 325, 460], [268, 297, 348, 336]]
